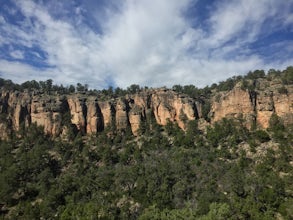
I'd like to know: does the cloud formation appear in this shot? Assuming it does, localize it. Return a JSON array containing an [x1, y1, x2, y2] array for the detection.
[[0, 0, 292, 89]]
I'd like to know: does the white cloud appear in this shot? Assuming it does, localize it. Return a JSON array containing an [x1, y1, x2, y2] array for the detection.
[[9, 50, 24, 59], [207, 0, 264, 46], [0, 15, 5, 24], [0, 0, 292, 89], [203, 0, 289, 53], [285, 14, 293, 27], [99, 0, 193, 86], [0, 60, 56, 82]]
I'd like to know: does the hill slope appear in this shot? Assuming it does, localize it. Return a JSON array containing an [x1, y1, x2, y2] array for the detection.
[[0, 67, 292, 219]]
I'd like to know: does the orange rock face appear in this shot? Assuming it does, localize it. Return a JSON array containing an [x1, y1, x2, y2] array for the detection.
[[67, 96, 86, 133], [210, 81, 293, 129], [115, 99, 129, 130], [30, 95, 64, 135], [255, 90, 274, 128], [128, 111, 141, 136], [151, 89, 196, 129], [211, 86, 255, 127], [0, 77, 291, 139], [86, 98, 104, 134], [273, 91, 293, 125]]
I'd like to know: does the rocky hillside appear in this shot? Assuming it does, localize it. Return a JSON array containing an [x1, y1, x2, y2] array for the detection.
[[0, 71, 292, 139], [0, 68, 292, 219]]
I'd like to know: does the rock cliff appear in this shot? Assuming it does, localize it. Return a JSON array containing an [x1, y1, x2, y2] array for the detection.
[[211, 85, 255, 127], [0, 88, 201, 138], [151, 89, 197, 129], [0, 77, 292, 139], [210, 79, 293, 128]]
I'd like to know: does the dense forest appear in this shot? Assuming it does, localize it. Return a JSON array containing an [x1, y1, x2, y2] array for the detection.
[[0, 67, 293, 219]]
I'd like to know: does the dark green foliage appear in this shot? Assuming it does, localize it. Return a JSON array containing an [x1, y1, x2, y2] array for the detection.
[[253, 130, 271, 143], [268, 114, 286, 142], [21, 80, 41, 90], [172, 84, 211, 101], [267, 66, 293, 85], [0, 116, 292, 219], [127, 84, 141, 94], [0, 67, 293, 219], [68, 84, 75, 93], [267, 68, 281, 78], [206, 118, 248, 148], [202, 100, 211, 122], [115, 86, 127, 96], [216, 76, 240, 92], [281, 66, 293, 85], [76, 83, 88, 92], [278, 86, 288, 94], [240, 79, 256, 91], [246, 69, 265, 80], [172, 84, 183, 93]]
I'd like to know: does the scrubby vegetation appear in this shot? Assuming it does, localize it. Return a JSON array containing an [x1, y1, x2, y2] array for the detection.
[[0, 114, 292, 219], [1, 66, 292, 96], [0, 67, 292, 219]]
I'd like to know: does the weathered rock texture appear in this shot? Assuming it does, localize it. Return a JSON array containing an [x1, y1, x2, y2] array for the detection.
[[86, 98, 103, 134], [0, 78, 292, 139], [210, 80, 293, 128], [211, 85, 256, 128], [67, 96, 87, 133], [0, 88, 200, 138], [151, 89, 197, 129]]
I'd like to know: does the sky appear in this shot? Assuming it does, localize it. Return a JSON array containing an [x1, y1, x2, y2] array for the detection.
[[0, 0, 292, 89]]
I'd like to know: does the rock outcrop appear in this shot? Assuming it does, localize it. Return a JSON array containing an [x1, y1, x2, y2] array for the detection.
[[67, 96, 87, 133], [273, 92, 293, 125], [99, 101, 113, 128], [0, 77, 292, 139], [128, 108, 142, 136], [210, 80, 293, 128], [115, 99, 129, 131], [31, 95, 68, 135], [0, 88, 201, 138], [151, 89, 197, 129], [86, 98, 103, 134], [210, 85, 256, 128]]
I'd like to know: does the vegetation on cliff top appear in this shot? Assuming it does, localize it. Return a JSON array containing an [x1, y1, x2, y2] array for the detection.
[[1, 66, 292, 97]]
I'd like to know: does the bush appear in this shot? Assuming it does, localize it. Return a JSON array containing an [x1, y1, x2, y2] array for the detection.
[[254, 130, 270, 143], [281, 66, 293, 85], [278, 86, 288, 94]]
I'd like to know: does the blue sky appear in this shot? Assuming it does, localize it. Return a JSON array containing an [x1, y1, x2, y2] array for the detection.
[[0, 0, 292, 89]]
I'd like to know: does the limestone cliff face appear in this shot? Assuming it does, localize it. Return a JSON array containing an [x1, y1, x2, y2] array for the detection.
[[210, 80, 293, 128], [67, 96, 87, 133], [211, 85, 255, 127], [8, 91, 31, 131], [0, 77, 291, 139], [86, 98, 103, 134], [31, 96, 59, 135], [0, 89, 197, 139], [0, 91, 67, 137], [98, 101, 113, 128], [151, 89, 197, 129], [273, 90, 293, 126], [128, 107, 142, 136], [253, 80, 293, 128], [255, 90, 274, 128], [126, 92, 149, 135], [115, 99, 129, 130]]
